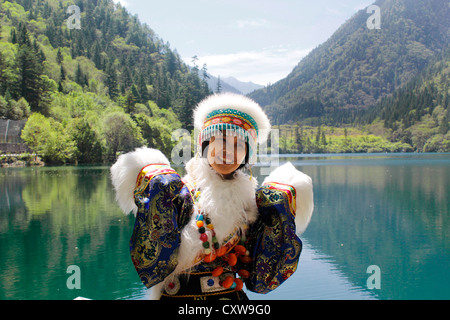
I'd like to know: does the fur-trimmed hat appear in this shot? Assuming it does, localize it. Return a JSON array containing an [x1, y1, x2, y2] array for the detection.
[[193, 93, 271, 165]]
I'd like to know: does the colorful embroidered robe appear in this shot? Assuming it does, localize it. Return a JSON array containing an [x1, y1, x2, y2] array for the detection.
[[129, 164, 302, 296]]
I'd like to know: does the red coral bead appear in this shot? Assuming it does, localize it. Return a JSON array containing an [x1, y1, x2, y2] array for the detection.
[[234, 245, 246, 255], [238, 269, 250, 279], [212, 266, 224, 277], [227, 253, 237, 267], [234, 278, 244, 291], [240, 255, 252, 264], [200, 233, 208, 242], [216, 247, 227, 257], [221, 276, 234, 289], [204, 253, 216, 263]]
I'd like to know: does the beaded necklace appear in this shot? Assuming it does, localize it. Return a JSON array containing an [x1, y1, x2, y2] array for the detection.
[[196, 212, 220, 261], [194, 201, 252, 291]]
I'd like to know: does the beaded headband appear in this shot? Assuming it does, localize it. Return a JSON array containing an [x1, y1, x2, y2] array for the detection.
[[199, 108, 258, 164]]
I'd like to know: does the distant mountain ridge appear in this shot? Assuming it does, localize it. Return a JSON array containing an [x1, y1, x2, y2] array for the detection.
[[248, 0, 450, 125], [204, 74, 263, 95], [222, 76, 263, 95]]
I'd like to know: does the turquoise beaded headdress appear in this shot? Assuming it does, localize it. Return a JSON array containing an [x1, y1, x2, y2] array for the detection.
[[199, 108, 258, 164], [194, 93, 271, 165]]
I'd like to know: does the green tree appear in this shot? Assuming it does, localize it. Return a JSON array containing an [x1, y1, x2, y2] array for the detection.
[[56, 48, 63, 65], [125, 84, 139, 113], [216, 75, 222, 93], [295, 125, 304, 152], [134, 113, 175, 156], [0, 96, 8, 119], [75, 63, 84, 86], [67, 117, 104, 164], [321, 131, 327, 146], [21, 113, 76, 164], [102, 111, 145, 161], [137, 74, 149, 103], [16, 43, 42, 110], [14, 24, 53, 113], [6, 97, 31, 120], [9, 28, 17, 44], [105, 61, 119, 100], [60, 64, 66, 81], [315, 125, 321, 144]]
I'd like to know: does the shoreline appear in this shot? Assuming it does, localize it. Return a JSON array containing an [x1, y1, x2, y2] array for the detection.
[[1, 151, 448, 168], [0, 154, 45, 168]]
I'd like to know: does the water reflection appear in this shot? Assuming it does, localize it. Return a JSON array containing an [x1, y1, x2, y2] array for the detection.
[[0, 167, 139, 300], [246, 240, 377, 300], [282, 154, 450, 300], [0, 154, 449, 300]]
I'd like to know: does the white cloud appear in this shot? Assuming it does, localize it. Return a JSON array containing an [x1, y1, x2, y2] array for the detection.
[[188, 46, 312, 85], [234, 19, 268, 29], [112, 0, 129, 7]]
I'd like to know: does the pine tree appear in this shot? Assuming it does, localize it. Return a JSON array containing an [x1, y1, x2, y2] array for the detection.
[[72, 118, 103, 164], [321, 131, 327, 146], [191, 56, 199, 74], [105, 61, 119, 100], [292, 125, 300, 152], [60, 64, 66, 81], [15, 26, 45, 111], [56, 48, 63, 65], [75, 63, 83, 86], [216, 75, 222, 93], [9, 28, 17, 44], [315, 125, 321, 144], [92, 42, 103, 69], [201, 64, 210, 82], [201, 64, 210, 94], [137, 74, 149, 103], [125, 84, 139, 113]]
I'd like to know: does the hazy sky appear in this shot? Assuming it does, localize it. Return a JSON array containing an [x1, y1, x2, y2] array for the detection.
[[113, 0, 374, 85]]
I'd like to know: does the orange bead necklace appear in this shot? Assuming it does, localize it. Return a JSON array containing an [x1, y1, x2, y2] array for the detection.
[[195, 212, 252, 291]]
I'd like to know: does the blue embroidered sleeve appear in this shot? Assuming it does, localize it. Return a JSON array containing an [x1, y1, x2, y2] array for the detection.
[[129, 166, 193, 289], [245, 184, 302, 294]]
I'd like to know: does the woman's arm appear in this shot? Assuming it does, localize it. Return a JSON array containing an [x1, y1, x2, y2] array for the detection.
[[111, 148, 193, 289], [245, 163, 313, 294]]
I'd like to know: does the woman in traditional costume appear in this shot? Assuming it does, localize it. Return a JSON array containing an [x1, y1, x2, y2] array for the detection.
[[111, 93, 314, 300]]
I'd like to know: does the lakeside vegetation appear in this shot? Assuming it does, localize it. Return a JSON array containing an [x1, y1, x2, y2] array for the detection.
[[274, 123, 413, 154], [0, 0, 210, 165]]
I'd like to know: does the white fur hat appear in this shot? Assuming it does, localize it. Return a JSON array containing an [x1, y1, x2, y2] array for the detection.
[[193, 93, 271, 164]]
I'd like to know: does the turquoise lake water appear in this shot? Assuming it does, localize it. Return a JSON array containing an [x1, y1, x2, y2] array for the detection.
[[0, 153, 449, 300]]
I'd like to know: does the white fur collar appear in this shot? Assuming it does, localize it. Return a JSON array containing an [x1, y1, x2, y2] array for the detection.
[[173, 157, 258, 273], [185, 157, 258, 240]]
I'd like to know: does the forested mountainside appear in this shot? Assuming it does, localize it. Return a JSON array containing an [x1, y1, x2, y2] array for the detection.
[[1, 0, 449, 164], [264, 48, 449, 154], [0, 0, 210, 164], [249, 0, 449, 126]]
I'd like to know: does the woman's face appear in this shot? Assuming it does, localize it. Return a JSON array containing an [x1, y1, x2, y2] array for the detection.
[[206, 134, 247, 178]]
